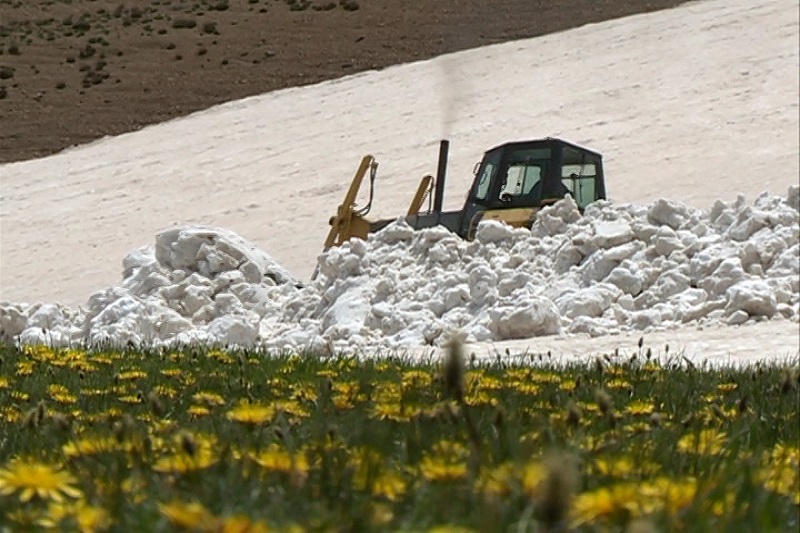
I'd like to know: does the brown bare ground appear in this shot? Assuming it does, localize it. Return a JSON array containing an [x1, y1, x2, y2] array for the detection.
[[0, 0, 687, 163]]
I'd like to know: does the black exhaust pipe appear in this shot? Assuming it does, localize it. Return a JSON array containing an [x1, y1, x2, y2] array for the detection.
[[434, 139, 449, 215]]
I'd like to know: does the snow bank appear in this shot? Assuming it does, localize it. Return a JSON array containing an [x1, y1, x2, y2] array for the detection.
[[1, 188, 798, 352]]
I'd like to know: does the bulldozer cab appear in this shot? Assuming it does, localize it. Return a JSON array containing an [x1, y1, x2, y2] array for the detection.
[[467, 138, 605, 210], [456, 138, 605, 238], [322, 137, 607, 254]]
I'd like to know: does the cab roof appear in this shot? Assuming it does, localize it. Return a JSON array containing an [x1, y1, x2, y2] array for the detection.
[[486, 137, 603, 159]]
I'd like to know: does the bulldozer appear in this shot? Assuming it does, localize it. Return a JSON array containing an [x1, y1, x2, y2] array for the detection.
[[323, 137, 607, 250]]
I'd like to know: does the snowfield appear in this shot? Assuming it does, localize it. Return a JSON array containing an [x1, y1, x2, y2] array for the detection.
[[1, 0, 798, 364]]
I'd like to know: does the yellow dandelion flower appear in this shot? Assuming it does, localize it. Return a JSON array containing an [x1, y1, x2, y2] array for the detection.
[[68, 360, 97, 373], [153, 385, 178, 399], [479, 463, 515, 497], [371, 471, 406, 501], [208, 349, 234, 364], [640, 477, 698, 515], [226, 402, 276, 425], [593, 457, 635, 478], [219, 515, 271, 533], [607, 378, 631, 390], [188, 405, 211, 418], [1, 406, 21, 423], [559, 379, 577, 392], [41, 499, 111, 532], [419, 458, 467, 482], [623, 422, 652, 435], [158, 500, 218, 530], [116, 370, 147, 381], [193, 391, 226, 406], [570, 483, 643, 527], [716, 383, 738, 392], [529, 371, 561, 384], [512, 382, 542, 395], [402, 369, 433, 388], [624, 400, 654, 415], [465, 390, 498, 407], [89, 355, 115, 365], [10, 390, 29, 401], [275, 399, 311, 419], [63, 436, 118, 458], [0, 458, 82, 503], [250, 444, 310, 476], [475, 374, 503, 391], [369, 402, 411, 422], [758, 464, 800, 504], [16, 361, 35, 376], [520, 461, 547, 497], [118, 395, 142, 405], [677, 429, 727, 456], [48, 384, 78, 405], [153, 450, 217, 474], [161, 368, 182, 378], [0, 376, 12, 389], [315, 369, 339, 379], [153, 433, 217, 474]]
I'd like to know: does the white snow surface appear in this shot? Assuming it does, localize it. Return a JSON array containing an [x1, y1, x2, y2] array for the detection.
[[1, 0, 799, 364]]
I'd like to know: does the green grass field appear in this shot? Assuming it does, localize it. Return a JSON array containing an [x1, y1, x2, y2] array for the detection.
[[0, 341, 797, 532]]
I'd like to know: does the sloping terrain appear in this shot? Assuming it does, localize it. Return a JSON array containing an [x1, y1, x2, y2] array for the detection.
[[0, 0, 688, 162]]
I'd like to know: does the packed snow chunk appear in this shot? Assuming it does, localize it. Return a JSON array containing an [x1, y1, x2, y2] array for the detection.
[[206, 315, 259, 346], [0, 303, 30, 340], [319, 282, 371, 339], [647, 199, 689, 230], [530, 196, 582, 237], [557, 283, 621, 319], [155, 226, 298, 286], [86, 295, 193, 345], [725, 280, 777, 318], [592, 219, 634, 249], [475, 220, 517, 244], [701, 257, 747, 296], [487, 298, 561, 340], [373, 219, 416, 245], [606, 265, 644, 295], [653, 226, 683, 257]]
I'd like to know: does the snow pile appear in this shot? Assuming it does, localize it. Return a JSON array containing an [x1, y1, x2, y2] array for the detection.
[[1, 187, 798, 351]]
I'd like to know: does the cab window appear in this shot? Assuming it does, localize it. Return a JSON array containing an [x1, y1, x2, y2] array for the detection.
[[561, 147, 599, 208], [471, 149, 501, 201], [498, 148, 550, 202]]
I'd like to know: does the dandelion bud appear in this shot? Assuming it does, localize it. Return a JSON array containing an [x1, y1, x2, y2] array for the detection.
[[36, 400, 47, 423], [113, 421, 126, 443], [536, 452, 579, 529], [443, 337, 466, 403], [594, 358, 604, 374], [180, 432, 197, 457], [566, 402, 582, 427], [493, 407, 505, 429], [148, 390, 165, 417], [737, 395, 749, 414], [22, 408, 39, 429], [649, 412, 662, 428], [780, 371, 796, 394], [594, 389, 613, 417], [50, 412, 71, 431], [638, 337, 644, 349]]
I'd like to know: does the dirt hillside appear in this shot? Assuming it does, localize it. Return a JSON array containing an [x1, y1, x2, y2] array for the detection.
[[0, 0, 688, 163]]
